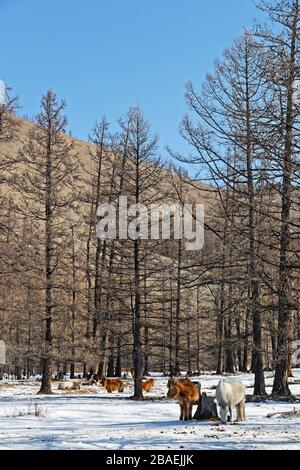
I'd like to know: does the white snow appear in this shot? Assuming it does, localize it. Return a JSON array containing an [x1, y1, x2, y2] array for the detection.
[[0, 371, 299, 450]]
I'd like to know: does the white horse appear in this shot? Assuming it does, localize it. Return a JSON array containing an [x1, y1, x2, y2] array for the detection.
[[216, 380, 246, 424], [58, 381, 81, 391]]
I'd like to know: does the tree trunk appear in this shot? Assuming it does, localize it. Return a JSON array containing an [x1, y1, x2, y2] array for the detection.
[[187, 317, 192, 375], [70, 227, 76, 380], [169, 291, 174, 377], [38, 126, 54, 395], [174, 240, 182, 376], [244, 44, 266, 396], [143, 323, 149, 376], [107, 335, 115, 378], [193, 392, 219, 421], [132, 238, 144, 399], [216, 312, 224, 375], [235, 313, 243, 372], [242, 306, 251, 372], [196, 287, 201, 374], [272, 4, 298, 397], [115, 336, 122, 378], [98, 330, 110, 377], [225, 316, 235, 373], [143, 272, 149, 376]]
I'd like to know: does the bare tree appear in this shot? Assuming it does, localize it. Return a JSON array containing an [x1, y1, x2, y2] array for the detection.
[[256, 0, 300, 396], [117, 107, 161, 398], [16, 90, 78, 394]]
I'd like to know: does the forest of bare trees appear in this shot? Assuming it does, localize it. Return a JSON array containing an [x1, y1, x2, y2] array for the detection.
[[0, 0, 300, 399]]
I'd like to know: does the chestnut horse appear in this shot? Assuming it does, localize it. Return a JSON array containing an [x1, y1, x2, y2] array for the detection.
[[167, 378, 201, 421], [101, 378, 124, 393]]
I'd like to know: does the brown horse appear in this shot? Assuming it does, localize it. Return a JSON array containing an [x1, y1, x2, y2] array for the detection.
[[167, 378, 201, 421], [101, 378, 124, 393], [142, 379, 155, 392]]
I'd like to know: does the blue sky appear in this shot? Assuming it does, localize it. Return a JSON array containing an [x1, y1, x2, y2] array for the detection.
[[0, 0, 260, 156]]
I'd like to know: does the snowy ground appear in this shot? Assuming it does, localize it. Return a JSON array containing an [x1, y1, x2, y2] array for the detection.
[[0, 371, 300, 450]]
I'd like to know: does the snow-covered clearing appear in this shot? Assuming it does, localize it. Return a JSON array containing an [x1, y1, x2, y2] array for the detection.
[[0, 371, 300, 450]]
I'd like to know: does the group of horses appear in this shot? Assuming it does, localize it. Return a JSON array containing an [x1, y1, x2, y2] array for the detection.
[[90, 374, 155, 393], [167, 377, 246, 424], [58, 373, 246, 425]]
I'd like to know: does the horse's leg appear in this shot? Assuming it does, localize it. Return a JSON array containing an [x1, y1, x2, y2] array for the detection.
[[242, 399, 246, 421], [184, 402, 189, 421], [188, 402, 193, 420], [179, 403, 184, 421], [236, 403, 241, 422], [228, 403, 233, 423]]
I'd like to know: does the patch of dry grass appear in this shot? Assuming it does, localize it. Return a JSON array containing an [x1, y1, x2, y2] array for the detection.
[[267, 408, 300, 419], [6, 401, 48, 418], [0, 383, 14, 389], [59, 388, 98, 395]]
